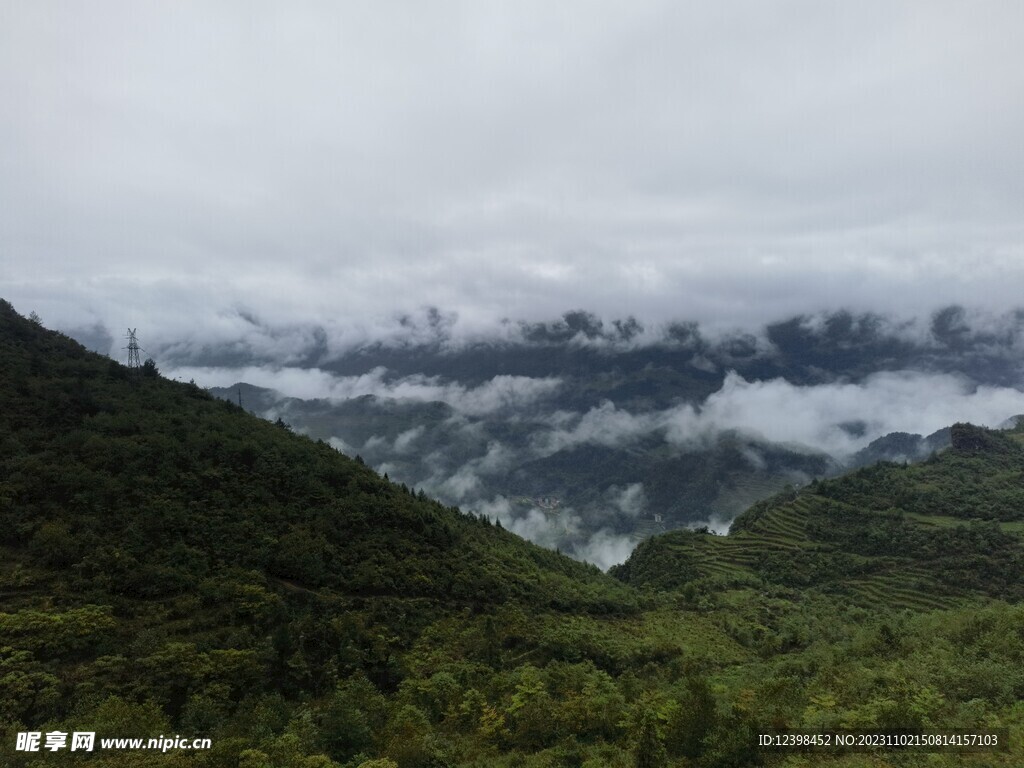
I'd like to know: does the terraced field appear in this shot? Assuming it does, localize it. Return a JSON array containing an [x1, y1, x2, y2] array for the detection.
[[738, 495, 812, 542], [648, 498, 816, 583], [648, 491, 982, 611], [902, 509, 1024, 535], [836, 569, 961, 611]]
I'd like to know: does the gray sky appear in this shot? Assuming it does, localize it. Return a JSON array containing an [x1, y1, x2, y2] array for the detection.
[[3, 1, 1023, 344]]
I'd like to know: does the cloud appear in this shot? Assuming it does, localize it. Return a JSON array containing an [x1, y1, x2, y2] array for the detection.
[[572, 530, 637, 571], [526, 368, 1024, 461], [362, 435, 387, 452], [607, 483, 647, 518], [222, 362, 1024, 569], [327, 436, 355, 455], [454, 376, 564, 416], [164, 363, 562, 416], [393, 426, 425, 454], [4, 4, 1024, 340], [533, 401, 660, 454], [411, 440, 515, 504], [436, 466, 483, 501], [685, 515, 733, 537], [375, 462, 399, 479], [663, 370, 1024, 457], [476, 497, 571, 550], [739, 445, 767, 471], [473, 495, 637, 570]]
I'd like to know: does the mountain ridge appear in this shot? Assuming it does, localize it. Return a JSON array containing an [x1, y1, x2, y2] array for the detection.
[[7, 298, 1024, 766]]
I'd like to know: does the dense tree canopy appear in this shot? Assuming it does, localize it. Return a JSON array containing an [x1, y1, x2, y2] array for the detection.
[[2, 299, 1024, 766]]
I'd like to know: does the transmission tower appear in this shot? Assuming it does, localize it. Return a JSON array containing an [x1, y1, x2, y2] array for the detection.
[[125, 329, 142, 372]]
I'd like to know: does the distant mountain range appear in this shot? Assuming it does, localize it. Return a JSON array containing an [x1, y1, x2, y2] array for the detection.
[[65, 305, 1024, 565], [75, 306, 1024, 395], [211, 379, 1003, 556], [9, 297, 1024, 766]]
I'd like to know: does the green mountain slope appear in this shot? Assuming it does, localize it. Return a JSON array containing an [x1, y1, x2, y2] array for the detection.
[[5, 299, 1024, 767], [613, 422, 1024, 607], [610, 421, 1024, 606], [0, 300, 633, 608], [208, 383, 837, 538], [0, 300, 652, 766]]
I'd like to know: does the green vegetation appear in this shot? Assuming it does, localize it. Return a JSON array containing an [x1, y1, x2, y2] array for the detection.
[[3, 299, 1024, 766]]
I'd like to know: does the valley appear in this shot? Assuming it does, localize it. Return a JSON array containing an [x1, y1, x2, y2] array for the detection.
[[4, 300, 1024, 766]]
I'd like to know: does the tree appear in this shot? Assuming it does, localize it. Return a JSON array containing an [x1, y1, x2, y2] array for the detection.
[[383, 705, 440, 768], [664, 674, 717, 759], [632, 708, 667, 768]]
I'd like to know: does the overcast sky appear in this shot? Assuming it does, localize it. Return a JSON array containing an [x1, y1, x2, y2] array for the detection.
[[3, 2, 1023, 345]]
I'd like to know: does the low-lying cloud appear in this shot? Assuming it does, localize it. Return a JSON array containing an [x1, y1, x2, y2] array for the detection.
[[191, 354, 1024, 570], [474, 496, 636, 571], [166, 364, 562, 416], [533, 402, 660, 454], [666, 370, 1024, 457], [608, 483, 647, 518], [535, 370, 1024, 460], [572, 530, 639, 571]]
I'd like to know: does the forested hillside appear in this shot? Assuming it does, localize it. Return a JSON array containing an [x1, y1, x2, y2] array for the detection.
[[190, 307, 1020, 557], [616, 422, 1024, 601], [3, 299, 1024, 767]]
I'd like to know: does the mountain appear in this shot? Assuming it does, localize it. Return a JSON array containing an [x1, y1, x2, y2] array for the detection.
[[0, 301, 627, 614], [154, 307, 1024, 394], [0, 299, 642, 767], [614, 421, 1024, 603], [207, 383, 840, 560], [846, 426, 952, 469], [183, 307, 1024, 562], [6, 299, 1024, 767]]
